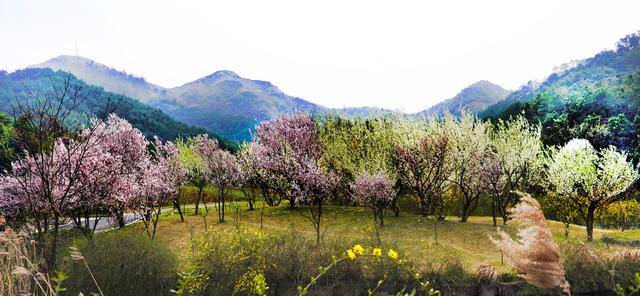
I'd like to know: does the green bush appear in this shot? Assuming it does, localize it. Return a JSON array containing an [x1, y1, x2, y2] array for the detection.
[[62, 230, 177, 296]]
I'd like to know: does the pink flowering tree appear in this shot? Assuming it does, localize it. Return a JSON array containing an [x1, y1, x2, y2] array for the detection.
[[237, 143, 282, 209], [254, 113, 337, 244], [397, 134, 451, 219], [195, 136, 240, 223], [0, 112, 146, 269], [351, 171, 396, 227], [130, 138, 182, 238], [87, 115, 149, 229]]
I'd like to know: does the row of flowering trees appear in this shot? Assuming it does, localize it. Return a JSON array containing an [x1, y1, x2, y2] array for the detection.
[[0, 114, 183, 270], [1, 106, 637, 272], [315, 111, 638, 242]]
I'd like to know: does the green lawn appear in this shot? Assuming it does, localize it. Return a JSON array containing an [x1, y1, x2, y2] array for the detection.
[[605, 229, 640, 241], [144, 198, 631, 274]]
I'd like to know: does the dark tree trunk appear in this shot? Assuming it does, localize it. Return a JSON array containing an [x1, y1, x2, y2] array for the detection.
[[48, 216, 60, 272], [586, 203, 597, 241], [218, 188, 226, 223], [194, 186, 204, 215], [174, 198, 184, 222], [491, 197, 498, 227], [248, 197, 254, 211], [117, 210, 125, 228]]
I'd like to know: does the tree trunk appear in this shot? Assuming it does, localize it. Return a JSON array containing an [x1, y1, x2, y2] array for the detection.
[[491, 197, 497, 227], [117, 210, 125, 228], [194, 186, 203, 215], [315, 200, 322, 245], [174, 188, 184, 222], [48, 216, 60, 272], [248, 197, 254, 211], [586, 204, 596, 241], [174, 198, 184, 222], [460, 203, 470, 223], [218, 188, 226, 223]]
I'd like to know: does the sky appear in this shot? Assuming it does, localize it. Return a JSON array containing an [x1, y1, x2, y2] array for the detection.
[[1, 0, 639, 113]]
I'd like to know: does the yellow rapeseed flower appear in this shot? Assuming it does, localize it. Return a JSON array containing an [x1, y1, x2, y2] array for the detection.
[[372, 248, 382, 256], [352, 244, 365, 255], [387, 249, 398, 260], [346, 249, 356, 260]]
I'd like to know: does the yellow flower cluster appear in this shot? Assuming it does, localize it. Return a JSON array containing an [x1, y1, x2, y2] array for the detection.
[[387, 249, 398, 260], [345, 245, 399, 261]]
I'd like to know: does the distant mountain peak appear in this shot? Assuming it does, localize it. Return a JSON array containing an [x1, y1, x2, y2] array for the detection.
[[419, 80, 511, 117], [203, 70, 240, 80], [32, 55, 164, 102]]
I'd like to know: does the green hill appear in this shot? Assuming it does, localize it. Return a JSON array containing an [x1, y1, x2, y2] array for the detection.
[[418, 80, 511, 117], [483, 32, 640, 162], [0, 68, 235, 149]]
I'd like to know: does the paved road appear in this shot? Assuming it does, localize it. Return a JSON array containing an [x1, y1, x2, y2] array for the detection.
[[60, 213, 141, 232], [58, 201, 245, 232]]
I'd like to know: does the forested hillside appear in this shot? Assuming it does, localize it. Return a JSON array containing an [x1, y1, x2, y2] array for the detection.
[[485, 33, 640, 162], [0, 68, 235, 149], [481, 32, 640, 120]]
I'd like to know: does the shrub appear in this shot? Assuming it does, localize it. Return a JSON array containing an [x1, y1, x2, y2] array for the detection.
[[62, 230, 177, 296], [563, 242, 610, 294]]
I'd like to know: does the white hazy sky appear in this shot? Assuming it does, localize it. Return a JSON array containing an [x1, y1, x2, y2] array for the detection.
[[1, 0, 639, 112]]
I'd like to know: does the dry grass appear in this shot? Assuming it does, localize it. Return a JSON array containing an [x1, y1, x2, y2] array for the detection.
[[0, 225, 58, 296]]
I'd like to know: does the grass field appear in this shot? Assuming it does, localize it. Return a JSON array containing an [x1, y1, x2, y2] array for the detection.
[[131, 194, 632, 275]]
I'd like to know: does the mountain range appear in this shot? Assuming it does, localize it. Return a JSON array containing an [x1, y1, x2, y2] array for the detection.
[[0, 68, 236, 149], [31, 56, 511, 141], [14, 31, 640, 144]]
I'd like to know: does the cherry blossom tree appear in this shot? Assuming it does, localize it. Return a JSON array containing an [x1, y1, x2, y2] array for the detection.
[[444, 112, 492, 222], [131, 138, 182, 239], [254, 113, 337, 244], [196, 136, 240, 223], [254, 113, 324, 208], [319, 116, 403, 216], [351, 171, 396, 227], [397, 134, 451, 218]]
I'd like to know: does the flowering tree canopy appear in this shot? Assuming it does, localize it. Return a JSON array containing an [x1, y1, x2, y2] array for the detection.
[[254, 113, 337, 244], [444, 112, 492, 222], [486, 115, 545, 225], [546, 138, 639, 240], [351, 171, 395, 226], [198, 137, 240, 223], [397, 132, 451, 219]]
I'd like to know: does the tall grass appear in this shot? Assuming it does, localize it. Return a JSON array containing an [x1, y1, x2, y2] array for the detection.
[[0, 225, 60, 296]]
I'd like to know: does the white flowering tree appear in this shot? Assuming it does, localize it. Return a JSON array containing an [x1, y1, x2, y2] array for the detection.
[[487, 115, 545, 226], [547, 139, 639, 241], [445, 112, 492, 222]]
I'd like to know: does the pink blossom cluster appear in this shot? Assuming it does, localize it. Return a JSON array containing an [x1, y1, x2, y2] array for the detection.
[[0, 115, 181, 233], [350, 171, 396, 209], [254, 113, 336, 205]]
